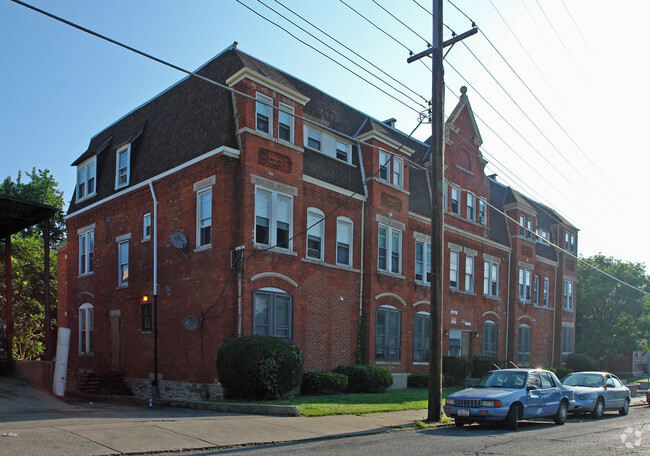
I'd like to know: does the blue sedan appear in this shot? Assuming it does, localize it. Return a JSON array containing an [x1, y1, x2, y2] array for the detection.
[[444, 369, 575, 430]]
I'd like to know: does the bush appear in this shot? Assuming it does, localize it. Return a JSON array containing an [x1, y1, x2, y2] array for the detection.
[[471, 355, 500, 378], [334, 364, 393, 393], [407, 372, 428, 388], [301, 371, 348, 395], [443, 356, 472, 384], [566, 353, 598, 372], [216, 335, 304, 400], [551, 366, 573, 380], [443, 375, 455, 387]]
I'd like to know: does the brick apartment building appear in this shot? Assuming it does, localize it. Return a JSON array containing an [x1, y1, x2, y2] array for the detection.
[[57, 44, 577, 399]]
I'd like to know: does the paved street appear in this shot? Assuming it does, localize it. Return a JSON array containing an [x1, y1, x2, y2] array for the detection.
[[1, 375, 648, 456]]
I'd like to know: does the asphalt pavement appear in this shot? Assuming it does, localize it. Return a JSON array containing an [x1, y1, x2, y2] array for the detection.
[[0, 375, 647, 456]]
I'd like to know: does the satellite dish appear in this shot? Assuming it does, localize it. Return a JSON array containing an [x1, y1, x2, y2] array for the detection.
[[170, 233, 188, 249], [182, 315, 200, 331]]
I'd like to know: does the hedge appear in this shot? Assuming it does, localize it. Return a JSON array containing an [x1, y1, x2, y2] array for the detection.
[[334, 364, 393, 393], [443, 356, 472, 384], [566, 353, 598, 372], [301, 371, 348, 395]]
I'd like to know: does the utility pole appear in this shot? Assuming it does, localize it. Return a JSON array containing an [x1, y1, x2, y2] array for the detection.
[[408, 0, 476, 422]]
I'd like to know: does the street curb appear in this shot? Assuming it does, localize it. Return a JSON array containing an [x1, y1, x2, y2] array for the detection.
[[153, 398, 301, 416]]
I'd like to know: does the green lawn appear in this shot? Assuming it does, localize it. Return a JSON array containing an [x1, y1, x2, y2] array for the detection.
[[263, 387, 462, 416]]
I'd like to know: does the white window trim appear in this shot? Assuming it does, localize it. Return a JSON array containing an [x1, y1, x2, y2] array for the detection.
[[76, 156, 97, 202], [465, 255, 475, 292], [450, 186, 461, 215], [483, 260, 499, 298], [79, 303, 94, 355], [115, 144, 131, 190], [79, 228, 94, 276], [413, 311, 430, 364], [466, 192, 475, 221], [196, 187, 212, 249], [414, 240, 431, 284], [378, 223, 402, 274], [336, 216, 354, 267], [278, 103, 294, 144], [117, 239, 129, 287], [518, 267, 532, 302], [256, 92, 273, 136], [543, 277, 550, 307], [478, 198, 487, 225], [449, 250, 460, 289], [392, 156, 403, 188], [564, 280, 574, 310], [143, 212, 151, 241], [306, 207, 325, 261], [254, 186, 294, 251]]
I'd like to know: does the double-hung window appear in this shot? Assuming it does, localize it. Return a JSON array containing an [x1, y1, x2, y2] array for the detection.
[[118, 240, 129, 287], [375, 305, 401, 362], [519, 215, 526, 236], [76, 158, 96, 201], [449, 250, 460, 289], [543, 277, 550, 307], [517, 324, 531, 365], [336, 217, 353, 266], [378, 151, 390, 181], [565, 232, 576, 253], [256, 93, 273, 135], [115, 144, 131, 189], [466, 193, 475, 222], [413, 312, 430, 363], [278, 104, 293, 143], [378, 224, 401, 274], [564, 280, 574, 310], [197, 188, 212, 248], [526, 218, 533, 239], [415, 240, 431, 283], [533, 275, 540, 305], [483, 260, 498, 297], [79, 229, 94, 275], [253, 289, 292, 340], [79, 303, 94, 354], [482, 321, 498, 358], [518, 268, 532, 302], [450, 187, 460, 215], [306, 208, 324, 260], [478, 198, 487, 225], [465, 255, 475, 292], [562, 325, 574, 362], [306, 128, 321, 151], [336, 141, 349, 162], [143, 213, 151, 241], [255, 187, 293, 250], [392, 156, 403, 187]]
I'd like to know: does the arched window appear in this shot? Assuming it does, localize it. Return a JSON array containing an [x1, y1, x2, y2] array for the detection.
[[517, 324, 531, 366], [79, 303, 94, 355], [482, 321, 498, 358], [376, 305, 401, 362], [413, 311, 430, 363]]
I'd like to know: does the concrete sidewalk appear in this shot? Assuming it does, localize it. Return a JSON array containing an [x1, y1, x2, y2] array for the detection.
[[0, 375, 647, 456]]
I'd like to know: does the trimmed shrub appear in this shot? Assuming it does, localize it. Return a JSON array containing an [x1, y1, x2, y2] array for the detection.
[[301, 371, 348, 395], [335, 364, 393, 393], [443, 356, 472, 384], [443, 375, 455, 387], [552, 366, 573, 380], [471, 355, 501, 378], [216, 335, 303, 400], [566, 353, 598, 372], [407, 372, 428, 388]]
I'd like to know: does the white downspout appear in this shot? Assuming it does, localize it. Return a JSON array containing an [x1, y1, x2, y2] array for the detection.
[[505, 250, 511, 367]]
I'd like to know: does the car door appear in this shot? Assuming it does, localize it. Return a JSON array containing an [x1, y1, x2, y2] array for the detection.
[[604, 375, 621, 409], [539, 372, 562, 416], [525, 372, 544, 418], [609, 376, 626, 409]]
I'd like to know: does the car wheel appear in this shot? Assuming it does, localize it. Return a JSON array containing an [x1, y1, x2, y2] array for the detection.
[[591, 398, 604, 419], [505, 404, 519, 430], [619, 398, 629, 416], [554, 400, 568, 425]]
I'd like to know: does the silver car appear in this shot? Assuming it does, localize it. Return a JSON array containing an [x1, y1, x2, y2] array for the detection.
[[561, 371, 630, 418]]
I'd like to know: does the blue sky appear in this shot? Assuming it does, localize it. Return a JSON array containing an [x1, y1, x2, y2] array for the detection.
[[2, 0, 648, 266]]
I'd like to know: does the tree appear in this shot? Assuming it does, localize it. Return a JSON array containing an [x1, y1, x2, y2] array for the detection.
[[576, 255, 650, 363], [0, 169, 65, 359]]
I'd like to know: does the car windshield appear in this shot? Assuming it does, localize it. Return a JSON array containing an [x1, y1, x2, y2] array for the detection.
[[476, 371, 527, 389], [562, 373, 603, 388]]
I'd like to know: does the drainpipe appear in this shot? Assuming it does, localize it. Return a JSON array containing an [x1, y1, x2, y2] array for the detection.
[[552, 263, 558, 366], [148, 181, 159, 396], [505, 250, 511, 367], [237, 270, 242, 337], [359, 200, 365, 319]]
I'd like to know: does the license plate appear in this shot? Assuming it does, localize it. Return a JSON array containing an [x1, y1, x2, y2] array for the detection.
[[458, 409, 470, 417]]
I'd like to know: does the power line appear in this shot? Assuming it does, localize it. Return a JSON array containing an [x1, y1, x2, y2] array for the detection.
[[370, 0, 431, 46], [236, 0, 424, 114], [534, 0, 587, 82], [337, 0, 433, 72], [560, 0, 597, 61], [268, 0, 430, 105]]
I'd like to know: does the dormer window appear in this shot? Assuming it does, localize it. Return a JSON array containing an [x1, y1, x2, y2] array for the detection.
[[519, 215, 534, 239], [378, 151, 403, 188], [536, 228, 550, 245], [256, 93, 273, 135], [115, 144, 131, 189], [565, 231, 576, 253], [478, 198, 487, 225], [77, 157, 96, 201], [305, 127, 352, 164]]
